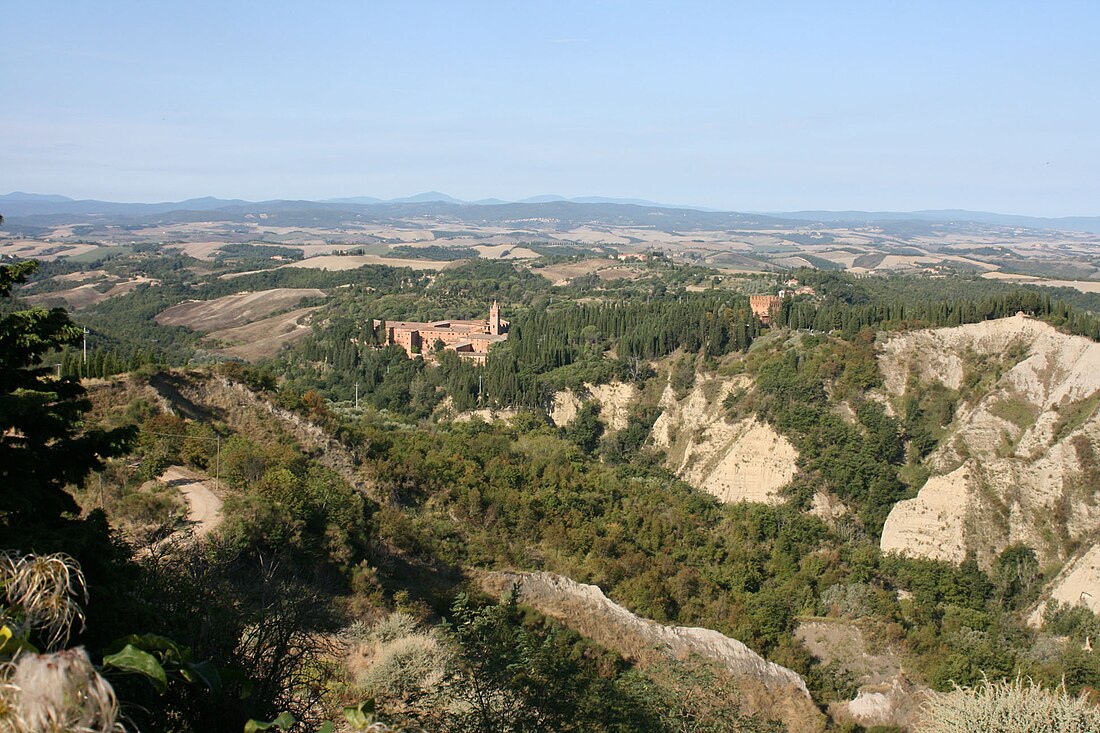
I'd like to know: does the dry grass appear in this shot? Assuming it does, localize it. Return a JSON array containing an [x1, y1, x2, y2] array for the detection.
[[1, 553, 121, 732], [2, 648, 122, 733], [154, 288, 325, 332], [0, 552, 87, 650], [210, 306, 320, 361]]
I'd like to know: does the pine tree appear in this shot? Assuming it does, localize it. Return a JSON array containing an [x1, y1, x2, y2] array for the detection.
[[0, 261, 136, 527]]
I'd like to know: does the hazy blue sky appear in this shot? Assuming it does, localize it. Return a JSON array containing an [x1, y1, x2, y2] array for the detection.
[[3, 1, 1098, 215]]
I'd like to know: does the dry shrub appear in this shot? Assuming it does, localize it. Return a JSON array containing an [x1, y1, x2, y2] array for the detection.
[[916, 676, 1100, 733], [1, 553, 121, 732], [0, 552, 87, 650], [819, 582, 878, 619], [348, 612, 452, 723], [0, 648, 122, 733]]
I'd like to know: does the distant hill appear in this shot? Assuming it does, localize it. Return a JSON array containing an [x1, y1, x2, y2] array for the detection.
[[777, 209, 1100, 234], [518, 194, 692, 208], [386, 191, 466, 204], [2, 191, 75, 202], [0, 194, 788, 230], [319, 196, 384, 205], [2, 191, 1098, 234], [0, 193, 252, 217]]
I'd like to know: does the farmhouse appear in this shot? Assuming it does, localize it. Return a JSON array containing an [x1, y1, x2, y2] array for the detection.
[[375, 301, 509, 364]]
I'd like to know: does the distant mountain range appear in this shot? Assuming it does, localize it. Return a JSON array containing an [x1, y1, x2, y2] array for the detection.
[[775, 209, 1100, 234], [2, 191, 1098, 233]]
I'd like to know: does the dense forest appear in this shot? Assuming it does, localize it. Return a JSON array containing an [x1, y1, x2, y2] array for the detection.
[[277, 263, 1100, 420]]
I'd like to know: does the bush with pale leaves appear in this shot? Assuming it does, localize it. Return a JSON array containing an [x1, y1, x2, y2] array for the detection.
[[916, 676, 1100, 733], [349, 612, 451, 721]]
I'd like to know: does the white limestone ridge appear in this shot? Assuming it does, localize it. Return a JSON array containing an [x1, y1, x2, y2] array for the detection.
[[549, 382, 638, 431], [482, 571, 808, 695], [1028, 543, 1100, 626]]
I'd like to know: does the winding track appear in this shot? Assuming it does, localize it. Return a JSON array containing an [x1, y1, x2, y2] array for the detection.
[[158, 465, 224, 537]]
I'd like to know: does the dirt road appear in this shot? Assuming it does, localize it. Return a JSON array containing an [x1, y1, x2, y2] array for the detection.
[[158, 465, 224, 537]]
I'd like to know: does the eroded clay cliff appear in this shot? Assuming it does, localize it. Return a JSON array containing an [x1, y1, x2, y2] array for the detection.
[[651, 375, 799, 504], [878, 315, 1100, 575], [479, 570, 824, 733]]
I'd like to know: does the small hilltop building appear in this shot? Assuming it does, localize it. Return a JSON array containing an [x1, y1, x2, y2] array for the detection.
[[749, 295, 782, 326], [751, 281, 817, 326], [374, 301, 509, 364]]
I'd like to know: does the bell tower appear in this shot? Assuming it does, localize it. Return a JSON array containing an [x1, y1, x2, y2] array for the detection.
[[489, 300, 501, 335]]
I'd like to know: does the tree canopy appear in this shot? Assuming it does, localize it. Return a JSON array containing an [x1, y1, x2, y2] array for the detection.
[[0, 261, 135, 528]]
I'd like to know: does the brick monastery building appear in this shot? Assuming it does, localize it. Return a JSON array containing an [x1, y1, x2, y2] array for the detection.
[[750, 280, 816, 326], [375, 301, 508, 364], [749, 295, 782, 325]]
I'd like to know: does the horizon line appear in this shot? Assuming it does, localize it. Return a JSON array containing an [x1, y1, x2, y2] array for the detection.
[[2, 190, 1098, 221]]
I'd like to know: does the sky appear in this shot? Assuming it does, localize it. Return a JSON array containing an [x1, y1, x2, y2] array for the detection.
[[3, 1, 1098, 216]]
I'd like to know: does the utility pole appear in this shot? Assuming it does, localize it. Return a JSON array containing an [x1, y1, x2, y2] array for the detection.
[[478, 373, 483, 402], [215, 435, 221, 493], [53, 363, 62, 378], [82, 327, 88, 365], [354, 381, 359, 409]]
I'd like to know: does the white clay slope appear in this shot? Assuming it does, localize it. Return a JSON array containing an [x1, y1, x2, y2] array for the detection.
[[549, 382, 638, 431], [651, 375, 798, 504], [879, 315, 1100, 568]]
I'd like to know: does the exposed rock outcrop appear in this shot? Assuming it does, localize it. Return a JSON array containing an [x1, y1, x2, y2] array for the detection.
[[451, 406, 520, 423], [549, 390, 583, 427], [880, 467, 972, 563], [549, 382, 638, 430], [1028, 543, 1100, 626], [795, 620, 925, 728], [587, 382, 637, 431], [651, 376, 798, 504], [841, 675, 925, 729], [479, 570, 823, 733], [879, 315, 1100, 568]]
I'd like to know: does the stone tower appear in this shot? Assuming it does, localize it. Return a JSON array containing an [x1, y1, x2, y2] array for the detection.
[[489, 300, 501, 335]]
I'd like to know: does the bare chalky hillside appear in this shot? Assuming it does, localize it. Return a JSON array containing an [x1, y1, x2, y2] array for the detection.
[[651, 375, 798, 504], [878, 315, 1100, 572]]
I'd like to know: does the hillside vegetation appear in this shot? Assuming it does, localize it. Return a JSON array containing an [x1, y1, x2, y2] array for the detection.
[[6, 255, 1100, 731]]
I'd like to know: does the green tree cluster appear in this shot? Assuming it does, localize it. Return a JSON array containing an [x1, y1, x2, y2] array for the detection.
[[0, 261, 135, 525]]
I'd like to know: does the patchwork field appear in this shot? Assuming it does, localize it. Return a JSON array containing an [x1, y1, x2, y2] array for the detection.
[[471, 244, 540, 259], [208, 306, 320, 361], [26, 276, 160, 310], [533, 258, 632, 285], [155, 288, 326, 331], [277, 254, 460, 271], [6, 202, 1100, 287], [981, 271, 1100, 293], [0, 240, 100, 260]]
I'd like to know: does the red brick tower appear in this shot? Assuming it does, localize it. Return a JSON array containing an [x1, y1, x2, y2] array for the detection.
[[490, 300, 502, 336]]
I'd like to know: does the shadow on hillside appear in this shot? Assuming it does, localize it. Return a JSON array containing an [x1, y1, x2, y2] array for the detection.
[[377, 550, 467, 620], [148, 372, 225, 423]]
